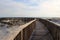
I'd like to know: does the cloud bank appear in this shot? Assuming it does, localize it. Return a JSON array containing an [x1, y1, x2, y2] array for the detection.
[[0, 0, 60, 17], [0, 0, 40, 17]]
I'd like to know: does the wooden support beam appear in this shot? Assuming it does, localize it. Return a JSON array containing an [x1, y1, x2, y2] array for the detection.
[[21, 30, 23, 40]]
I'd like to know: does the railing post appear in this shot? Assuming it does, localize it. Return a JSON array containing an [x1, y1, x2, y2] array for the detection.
[[56, 29, 60, 40], [21, 30, 23, 40]]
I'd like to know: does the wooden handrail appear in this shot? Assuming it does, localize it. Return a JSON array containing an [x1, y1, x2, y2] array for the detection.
[[0, 19, 36, 40], [39, 18, 60, 40]]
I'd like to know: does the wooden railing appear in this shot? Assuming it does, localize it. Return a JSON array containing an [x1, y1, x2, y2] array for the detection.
[[0, 19, 36, 40], [39, 18, 60, 40], [14, 19, 36, 40]]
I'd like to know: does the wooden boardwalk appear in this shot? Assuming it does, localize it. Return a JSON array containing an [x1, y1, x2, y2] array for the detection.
[[29, 21, 53, 40]]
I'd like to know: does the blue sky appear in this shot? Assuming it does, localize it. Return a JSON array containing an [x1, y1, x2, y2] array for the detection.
[[14, 0, 39, 6], [0, 0, 60, 17]]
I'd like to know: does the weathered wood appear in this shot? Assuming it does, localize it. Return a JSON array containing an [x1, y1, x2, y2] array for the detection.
[[23, 19, 36, 40], [21, 30, 23, 40], [29, 21, 53, 40], [0, 19, 36, 40], [39, 18, 60, 40]]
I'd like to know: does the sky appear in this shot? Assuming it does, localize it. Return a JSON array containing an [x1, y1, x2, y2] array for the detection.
[[0, 0, 60, 17]]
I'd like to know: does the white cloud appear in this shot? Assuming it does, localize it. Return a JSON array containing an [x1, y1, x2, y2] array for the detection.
[[40, 0, 60, 17], [0, 0, 40, 17], [1, 0, 60, 17]]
